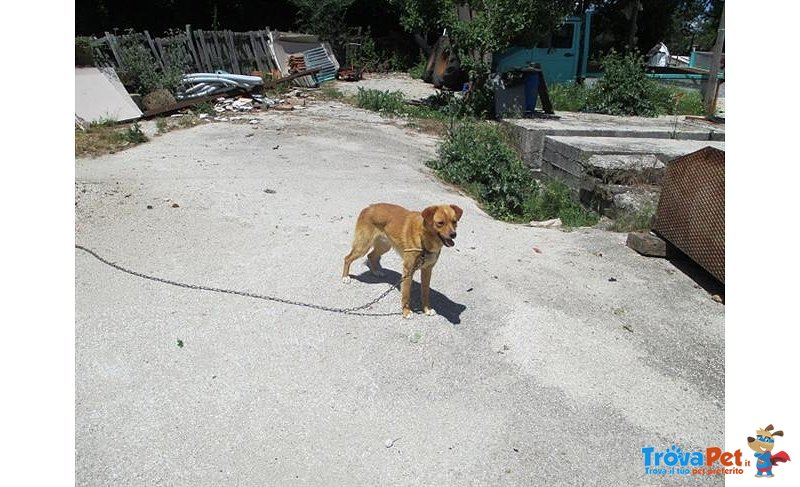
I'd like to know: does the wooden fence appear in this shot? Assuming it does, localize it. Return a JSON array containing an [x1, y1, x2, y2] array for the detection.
[[89, 26, 281, 76]]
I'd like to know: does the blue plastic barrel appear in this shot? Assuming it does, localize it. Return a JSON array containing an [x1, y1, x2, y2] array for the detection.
[[523, 71, 539, 115]]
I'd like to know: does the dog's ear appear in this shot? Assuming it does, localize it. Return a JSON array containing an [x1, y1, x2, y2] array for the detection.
[[773, 430, 784, 437], [421, 206, 437, 226], [450, 204, 463, 221], [766, 424, 774, 431]]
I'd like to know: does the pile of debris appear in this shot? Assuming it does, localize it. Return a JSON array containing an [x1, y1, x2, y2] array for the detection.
[[177, 72, 264, 100], [76, 28, 339, 125]]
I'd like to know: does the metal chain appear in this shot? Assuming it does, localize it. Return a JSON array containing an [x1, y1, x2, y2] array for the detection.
[[75, 245, 425, 317]]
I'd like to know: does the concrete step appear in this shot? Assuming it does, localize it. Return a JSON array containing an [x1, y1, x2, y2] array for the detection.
[[504, 112, 724, 170], [539, 136, 725, 219], [541, 136, 725, 183]]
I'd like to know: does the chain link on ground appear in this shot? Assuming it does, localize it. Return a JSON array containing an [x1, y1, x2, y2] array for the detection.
[[75, 244, 428, 317]]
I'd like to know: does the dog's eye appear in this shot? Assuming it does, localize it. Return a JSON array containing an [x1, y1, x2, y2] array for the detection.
[[436, 221, 444, 226]]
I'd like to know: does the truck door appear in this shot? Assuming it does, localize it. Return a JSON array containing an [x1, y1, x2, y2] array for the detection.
[[530, 20, 581, 85]]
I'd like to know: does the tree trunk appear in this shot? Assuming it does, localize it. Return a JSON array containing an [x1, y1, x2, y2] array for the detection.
[[627, 0, 640, 51], [704, 4, 725, 116]]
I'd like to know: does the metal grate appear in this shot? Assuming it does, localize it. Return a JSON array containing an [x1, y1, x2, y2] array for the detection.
[[653, 146, 725, 283], [303, 46, 338, 83]]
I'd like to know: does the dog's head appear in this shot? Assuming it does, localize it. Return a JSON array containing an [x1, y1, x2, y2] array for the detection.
[[421, 204, 463, 248], [747, 424, 783, 453]]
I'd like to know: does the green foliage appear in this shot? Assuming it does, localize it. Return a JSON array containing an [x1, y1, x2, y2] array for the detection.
[[75, 38, 95, 66], [524, 179, 599, 227], [391, 0, 573, 61], [548, 82, 591, 112], [117, 36, 186, 94], [355, 88, 406, 114], [428, 121, 597, 225], [429, 121, 535, 219], [584, 51, 664, 116], [193, 101, 214, 115], [548, 69, 704, 117], [113, 122, 148, 145], [408, 53, 428, 79]]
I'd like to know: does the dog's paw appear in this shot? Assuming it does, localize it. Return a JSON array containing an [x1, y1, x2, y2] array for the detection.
[[342, 276, 351, 284], [402, 309, 413, 319], [423, 308, 437, 316]]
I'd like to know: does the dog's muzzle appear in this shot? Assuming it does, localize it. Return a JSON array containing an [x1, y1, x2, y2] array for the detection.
[[440, 233, 456, 247]]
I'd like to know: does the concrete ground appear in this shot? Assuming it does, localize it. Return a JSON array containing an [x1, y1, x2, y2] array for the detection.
[[333, 72, 440, 100], [76, 101, 724, 486]]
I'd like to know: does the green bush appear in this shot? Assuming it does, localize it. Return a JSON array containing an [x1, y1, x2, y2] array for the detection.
[[429, 121, 535, 219], [113, 122, 148, 145], [548, 82, 590, 112], [75, 38, 95, 66], [547, 52, 705, 117], [585, 51, 663, 116], [117, 38, 185, 94], [408, 53, 428, 79], [428, 121, 599, 225], [355, 88, 406, 114], [524, 179, 599, 227]]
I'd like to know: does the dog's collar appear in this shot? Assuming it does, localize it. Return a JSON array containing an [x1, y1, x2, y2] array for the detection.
[[404, 247, 433, 256]]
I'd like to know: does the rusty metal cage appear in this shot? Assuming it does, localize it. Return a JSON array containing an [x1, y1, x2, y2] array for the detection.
[[653, 146, 725, 283]]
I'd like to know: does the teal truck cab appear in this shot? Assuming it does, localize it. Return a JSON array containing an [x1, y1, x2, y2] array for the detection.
[[493, 9, 594, 85]]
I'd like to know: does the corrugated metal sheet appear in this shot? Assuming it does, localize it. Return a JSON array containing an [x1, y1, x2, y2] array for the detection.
[[653, 146, 725, 283], [303, 46, 338, 83]]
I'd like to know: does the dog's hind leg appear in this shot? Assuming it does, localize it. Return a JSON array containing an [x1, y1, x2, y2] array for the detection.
[[367, 236, 391, 277], [342, 228, 374, 283]]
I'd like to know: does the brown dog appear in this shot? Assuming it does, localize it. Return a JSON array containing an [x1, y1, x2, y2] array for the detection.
[[342, 203, 463, 318]]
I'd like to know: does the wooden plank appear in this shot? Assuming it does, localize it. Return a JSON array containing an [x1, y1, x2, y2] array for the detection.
[[626, 232, 667, 257], [155, 38, 169, 68], [184, 24, 203, 72], [143, 30, 165, 70], [140, 92, 240, 118], [211, 31, 225, 72], [225, 30, 241, 74], [194, 30, 213, 72], [263, 67, 321, 89], [257, 30, 277, 71], [104, 32, 123, 68], [249, 31, 266, 72]]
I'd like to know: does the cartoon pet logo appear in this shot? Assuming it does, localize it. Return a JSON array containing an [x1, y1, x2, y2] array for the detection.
[[747, 424, 791, 478]]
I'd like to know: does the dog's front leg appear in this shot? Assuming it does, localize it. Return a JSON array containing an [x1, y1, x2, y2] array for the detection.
[[401, 255, 417, 318], [420, 266, 436, 316]]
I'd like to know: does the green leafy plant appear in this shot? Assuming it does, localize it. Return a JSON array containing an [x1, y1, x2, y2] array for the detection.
[[584, 50, 664, 116], [428, 121, 598, 225], [113, 122, 148, 145], [355, 88, 406, 114], [408, 53, 428, 79], [429, 121, 536, 220], [525, 179, 599, 227], [117, 35, 186, 94], [548, 82, 591, 112]]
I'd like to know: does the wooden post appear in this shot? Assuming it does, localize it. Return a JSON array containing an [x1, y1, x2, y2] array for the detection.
[[143, 31, 165, 70], [184, 24, 203, 72], [104, 32, 123, 68], [704, 4, 725, 117]]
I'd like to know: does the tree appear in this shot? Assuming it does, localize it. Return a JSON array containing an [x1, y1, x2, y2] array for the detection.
[[388, 0, 575, 71], [590, 0, 724, 55]]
